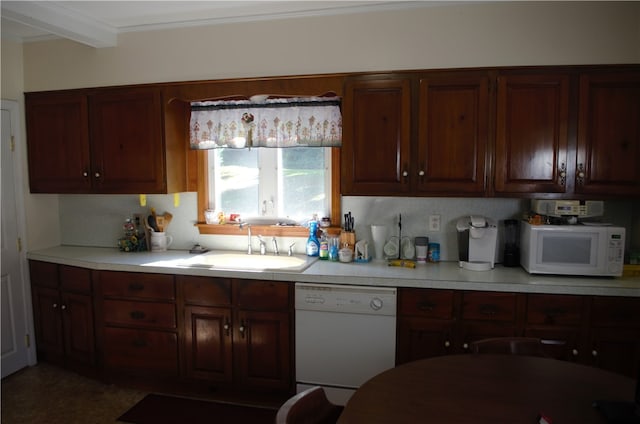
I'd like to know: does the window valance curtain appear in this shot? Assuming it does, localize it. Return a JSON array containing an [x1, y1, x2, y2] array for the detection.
[[190, 96, 342, 149]]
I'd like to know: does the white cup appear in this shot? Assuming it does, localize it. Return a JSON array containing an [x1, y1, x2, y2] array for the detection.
[[370, 224, 388, 260], [150, 232, 173, 252]]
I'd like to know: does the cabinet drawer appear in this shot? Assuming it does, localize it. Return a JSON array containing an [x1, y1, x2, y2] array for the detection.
[[29, 261, 59, 288], [179, 275, 232, 306], [591, 297, 640, 327], [235, 280, 290, 311], [461, 292, 517, 322], [526, 294, 584, 326], [99, 271, 175, 300], [59, 265, 92, 293], [103, 327, 178, 375], [398, 289, 454, 319], [103, 300, 176, 329]]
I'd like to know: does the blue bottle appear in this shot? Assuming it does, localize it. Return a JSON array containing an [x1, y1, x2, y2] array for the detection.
[[306, 221, 320, 257]]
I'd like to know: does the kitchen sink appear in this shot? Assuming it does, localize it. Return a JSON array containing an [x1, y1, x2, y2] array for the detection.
[[177, 251, 318, 272]]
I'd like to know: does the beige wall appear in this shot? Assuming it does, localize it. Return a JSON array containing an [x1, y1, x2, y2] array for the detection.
[[22, 2, 640, 91], [1, 39, 61, 250]]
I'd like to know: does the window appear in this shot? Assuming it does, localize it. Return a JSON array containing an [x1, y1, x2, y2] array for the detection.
[[195, 147, 341, 235], [209, 147, 331, 222]]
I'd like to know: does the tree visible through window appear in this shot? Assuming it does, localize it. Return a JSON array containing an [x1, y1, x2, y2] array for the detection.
[[209, 147, 330, 223]]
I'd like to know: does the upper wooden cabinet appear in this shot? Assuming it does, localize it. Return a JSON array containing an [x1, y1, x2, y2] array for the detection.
[[342, 72, 490, 196], [494, 73, 570, 195], [26, 92, 91, 193], [25, 86, 188, 194], [575, 72, 640, 197], [341, 77, 411, 195], [343, 65, 639, 198], [416, 73, 490, 194]]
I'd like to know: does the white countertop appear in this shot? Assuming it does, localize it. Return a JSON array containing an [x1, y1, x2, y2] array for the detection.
[[27, 246, 640, 297]]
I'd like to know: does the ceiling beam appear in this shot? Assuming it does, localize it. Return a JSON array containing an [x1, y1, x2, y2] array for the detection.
[[1, 1, 117, 48]]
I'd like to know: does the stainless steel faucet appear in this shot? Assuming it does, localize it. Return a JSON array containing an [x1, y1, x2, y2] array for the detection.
[[239, 222, 252, 255], [257, 235, 267, 255], [272, 237, 279, 256]]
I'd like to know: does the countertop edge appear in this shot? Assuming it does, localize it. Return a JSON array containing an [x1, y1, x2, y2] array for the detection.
[[26, 246, 640, 297]]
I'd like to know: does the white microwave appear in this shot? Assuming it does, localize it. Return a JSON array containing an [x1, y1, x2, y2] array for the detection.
[[520, 221, 625, 277]]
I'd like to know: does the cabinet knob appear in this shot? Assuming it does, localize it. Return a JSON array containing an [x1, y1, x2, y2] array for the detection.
[[52, 303, 58, 309], [444, 340, 450, 348], [591, 349, 598, 357], [82, 171, 89, 177], [463, 343, 469, 350], [94, 172, 101, 178], [418, 170, 425, 176], [402, 171, 409, 177], [60, 304, 67, 310], [572, 349, 579, 356]]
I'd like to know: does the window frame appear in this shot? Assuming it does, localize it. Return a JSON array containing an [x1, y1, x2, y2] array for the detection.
[[194, 147, 341, 237]]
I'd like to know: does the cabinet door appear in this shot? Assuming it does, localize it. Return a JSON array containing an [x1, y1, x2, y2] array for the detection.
[[25, 92, 91, 193], [89, 87, 166, 193], [61, 292, 96, 366], [31, 286, 65, 363], [396, 317, 455, 364], [341, 78, 411, 195], [576, 72, 640, 196], [234, 309, 291, 390], [495, 74, 570, 194], [184, 305, 233, 383], [587, 327, 640, 378], [416, 74, 489, 194]]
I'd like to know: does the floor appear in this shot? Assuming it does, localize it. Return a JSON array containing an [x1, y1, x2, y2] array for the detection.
[[1, 363, 146, 424]]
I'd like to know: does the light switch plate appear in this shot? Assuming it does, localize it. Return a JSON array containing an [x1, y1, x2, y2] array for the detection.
[[428, 215, 441, 232]]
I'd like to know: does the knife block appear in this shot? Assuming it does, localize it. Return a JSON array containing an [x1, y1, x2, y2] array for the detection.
[[340, 231, 356, 254]]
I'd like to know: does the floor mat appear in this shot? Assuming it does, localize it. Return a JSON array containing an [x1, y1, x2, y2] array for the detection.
[[117, 393, 278, 424]]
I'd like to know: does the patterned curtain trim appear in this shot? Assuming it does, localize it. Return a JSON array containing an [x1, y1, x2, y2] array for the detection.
[[190, 96, 342, 149]]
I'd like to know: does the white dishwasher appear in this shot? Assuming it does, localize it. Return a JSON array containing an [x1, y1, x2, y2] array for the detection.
[[295, 282, 397, 406]]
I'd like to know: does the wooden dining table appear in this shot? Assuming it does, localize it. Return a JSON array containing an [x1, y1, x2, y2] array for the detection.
[[337, 354, 637, 424]]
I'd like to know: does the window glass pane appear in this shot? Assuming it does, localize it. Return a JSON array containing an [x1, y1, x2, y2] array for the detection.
[[280, 148, 326, 220], [209, 147, 329, 222], [213, 149, 259, 216]]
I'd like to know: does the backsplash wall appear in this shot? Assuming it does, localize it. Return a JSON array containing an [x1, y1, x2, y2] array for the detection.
[[59, 194, 639, 263]]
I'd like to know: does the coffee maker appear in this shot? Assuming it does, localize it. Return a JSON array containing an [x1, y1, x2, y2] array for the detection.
[[456, 216, 498, 271]]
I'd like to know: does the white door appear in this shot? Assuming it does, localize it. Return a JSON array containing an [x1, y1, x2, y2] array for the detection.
[[1, 101, 34, 377]]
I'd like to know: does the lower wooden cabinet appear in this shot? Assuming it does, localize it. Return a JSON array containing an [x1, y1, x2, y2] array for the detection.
[[30, 261, 96, 374], [95, 270, 179, 378], [397, 288, 640, 377], [181, 276, 293, 391]]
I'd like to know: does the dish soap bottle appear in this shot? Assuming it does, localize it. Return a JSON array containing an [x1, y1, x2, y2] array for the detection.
[[306, 220, 320, 257]]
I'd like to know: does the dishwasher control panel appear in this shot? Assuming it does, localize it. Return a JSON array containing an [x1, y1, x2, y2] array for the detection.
[[295, 283, 397, 315]]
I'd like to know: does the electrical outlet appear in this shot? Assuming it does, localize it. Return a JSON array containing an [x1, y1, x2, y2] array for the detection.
[[428, 215, 441, 232]]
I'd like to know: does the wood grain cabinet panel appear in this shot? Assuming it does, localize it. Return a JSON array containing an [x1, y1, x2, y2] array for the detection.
[[575, 71, 640, 196], [341, 77, 412, 195], [25, 86, 187, 194], [25, 92, 91, 193], [103, 327, 178, 375], [416, 73, 490, 194], [180, 276, 293, 391], [29, 261, 96, 374], [495, 73, 570, 194]]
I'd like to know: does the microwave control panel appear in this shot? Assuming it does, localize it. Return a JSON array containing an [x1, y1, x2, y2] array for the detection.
[[608, 231, 625, 272]]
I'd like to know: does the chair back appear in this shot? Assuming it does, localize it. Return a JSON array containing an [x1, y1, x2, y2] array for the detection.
[[275, 386, 343, 424], [470, 337, 547, 357]]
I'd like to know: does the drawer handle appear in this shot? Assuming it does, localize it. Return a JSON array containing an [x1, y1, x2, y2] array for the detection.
[[130, 310, 146, 320], [479, 305, 498, 316], [129, 283, 145, 291], [132, 339, 147, 348], [417, 301, 435, 312], [540, 339, 566, 346]]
